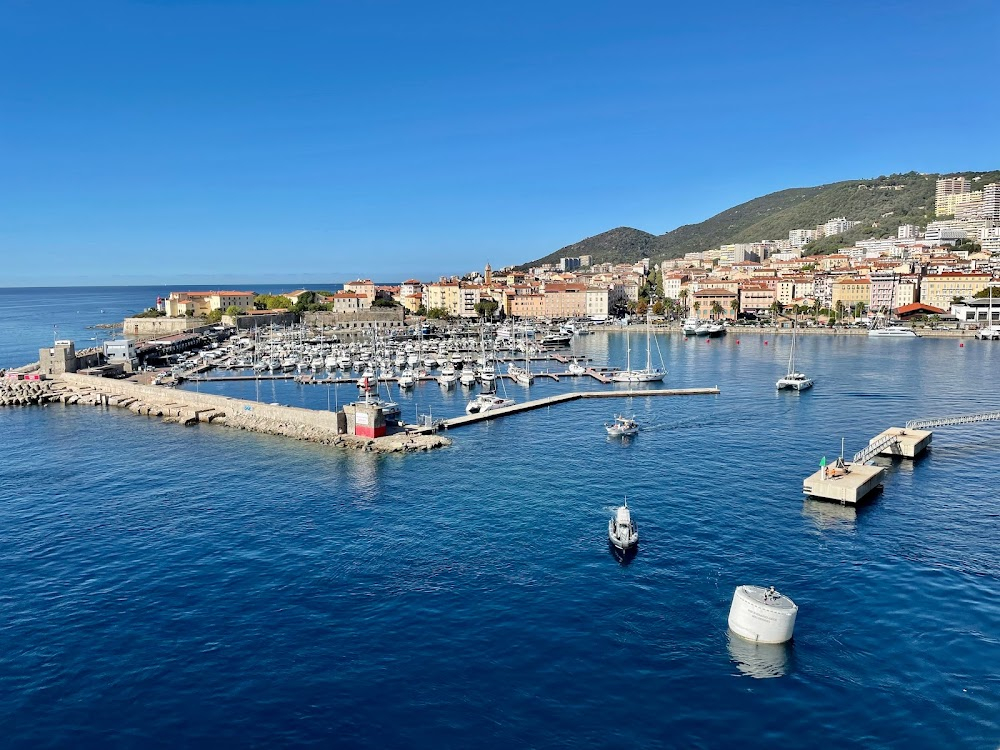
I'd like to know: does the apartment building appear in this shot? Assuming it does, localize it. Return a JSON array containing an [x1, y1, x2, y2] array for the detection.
[[920, 272, 993, 309], [831, 278, 871, 310]]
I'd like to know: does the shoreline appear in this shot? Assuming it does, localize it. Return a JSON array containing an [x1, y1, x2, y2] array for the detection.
[[589, 324, 974, 338]]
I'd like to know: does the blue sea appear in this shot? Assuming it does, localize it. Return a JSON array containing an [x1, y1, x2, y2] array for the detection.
[[1, 287, 998, 748]]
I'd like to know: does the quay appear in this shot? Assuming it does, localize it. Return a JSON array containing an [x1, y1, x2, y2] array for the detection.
[[804, 411, 999, 504], [413, 387, 720, 433]]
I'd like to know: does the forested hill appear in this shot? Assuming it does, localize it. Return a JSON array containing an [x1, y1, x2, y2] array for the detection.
[[521, 171, 1000, 267]]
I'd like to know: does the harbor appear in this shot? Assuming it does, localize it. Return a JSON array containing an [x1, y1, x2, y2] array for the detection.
[[3, 301, 999, 748]]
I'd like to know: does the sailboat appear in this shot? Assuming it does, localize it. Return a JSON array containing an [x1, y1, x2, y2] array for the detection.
[[776, 316, 813, 390], [975, 286, 1000, 340], [612, 312, 665, 382], [510, 327, 534, 386]]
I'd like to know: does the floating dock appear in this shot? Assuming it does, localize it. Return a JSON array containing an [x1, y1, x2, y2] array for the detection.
[[802, 462, 885, 504], [869, 427, 932, 459]]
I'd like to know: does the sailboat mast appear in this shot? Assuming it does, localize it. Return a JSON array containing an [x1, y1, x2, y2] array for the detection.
[[787, 316, 796, 376], [625, 328, 631, 373], [646, 310, 652, 372]]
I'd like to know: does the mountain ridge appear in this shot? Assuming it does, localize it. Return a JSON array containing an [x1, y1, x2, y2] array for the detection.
[[520, 171, 1000, 268]]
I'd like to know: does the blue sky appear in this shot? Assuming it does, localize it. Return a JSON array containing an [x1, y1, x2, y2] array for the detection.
[[2, 0, 998, 286]]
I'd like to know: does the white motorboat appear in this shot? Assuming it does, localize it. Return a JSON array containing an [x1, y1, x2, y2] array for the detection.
[[568, 359, 586, 376], [776, 317, 813, 390], [605, 414, 639, 437], [465, 393, 515, 414], [437, 370, 457, 387], [397, 370, 415, 389], [868, 325, 917, 338], [608, 498, 638, 553], [682, 317, 700, 335], [460, 369, 477, 387]]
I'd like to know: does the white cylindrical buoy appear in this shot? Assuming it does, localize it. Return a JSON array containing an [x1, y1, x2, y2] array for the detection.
[[728, 585, 797, 644]]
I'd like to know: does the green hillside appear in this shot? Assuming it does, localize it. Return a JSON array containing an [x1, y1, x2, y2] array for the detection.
[[522, 170, 1000, 268]]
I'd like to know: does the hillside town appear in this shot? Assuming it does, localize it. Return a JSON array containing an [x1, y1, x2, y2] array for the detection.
[[135, 177, 1000, 336]]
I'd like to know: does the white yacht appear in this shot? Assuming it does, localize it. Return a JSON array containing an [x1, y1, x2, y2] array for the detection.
[[459, 369, 477, 387], [568, 359, 586, 376], [397, 370, 415, 389], [608, 498, 638, 554], [605, 414, 639, 437], [776, 318, 813, 390], [682, 317, 700, 335], [868, 325, 917, 338], [465, 393, 515, 414]]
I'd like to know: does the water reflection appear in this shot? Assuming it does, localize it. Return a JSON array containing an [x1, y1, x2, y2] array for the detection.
[[727, 630, 793, 679], [608, 540, 638, 565], [801, 492, 879, 532], [802, 497, 858, 531]]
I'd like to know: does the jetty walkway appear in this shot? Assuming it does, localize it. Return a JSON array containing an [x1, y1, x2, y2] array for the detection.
[[412, 387, 720, 433]]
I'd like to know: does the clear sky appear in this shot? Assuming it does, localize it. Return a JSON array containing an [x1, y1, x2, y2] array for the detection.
[[2, 0, 998, 286]]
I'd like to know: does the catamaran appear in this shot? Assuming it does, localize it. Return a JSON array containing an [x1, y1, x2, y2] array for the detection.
[[776, 316, 813, 390]]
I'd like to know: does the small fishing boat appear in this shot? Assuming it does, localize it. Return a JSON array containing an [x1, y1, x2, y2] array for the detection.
[[605, 414, 639, 437], [608, 498, 638, 553]]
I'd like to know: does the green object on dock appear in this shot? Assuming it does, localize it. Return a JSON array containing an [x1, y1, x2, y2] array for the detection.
[[820, 456, 827, 468]]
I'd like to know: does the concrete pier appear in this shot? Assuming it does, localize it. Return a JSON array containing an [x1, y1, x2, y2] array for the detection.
[[416, 387, 720, 432], [870, 427, 932, 458], [802, 462, 886, 504]]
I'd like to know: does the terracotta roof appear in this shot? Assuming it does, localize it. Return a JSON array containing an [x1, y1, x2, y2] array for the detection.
[[895, 303, 945, 314]]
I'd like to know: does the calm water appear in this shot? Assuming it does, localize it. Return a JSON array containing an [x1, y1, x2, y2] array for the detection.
[[1, 288, 998, 748]]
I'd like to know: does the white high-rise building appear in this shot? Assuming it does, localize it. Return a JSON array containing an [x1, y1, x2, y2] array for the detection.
[[897, 224, 919, 239], [788, 229, 817, 247], [936, 176, 972, 215], [981, 183, 1000, 221], [822, 217, 862, 236]]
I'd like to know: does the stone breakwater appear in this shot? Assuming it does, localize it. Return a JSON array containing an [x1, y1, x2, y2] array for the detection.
[[0, 376, 450, 454]]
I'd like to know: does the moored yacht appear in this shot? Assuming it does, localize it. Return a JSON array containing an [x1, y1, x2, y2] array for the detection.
[[868, 325, 917, 338], [465, 393, 515, 414]]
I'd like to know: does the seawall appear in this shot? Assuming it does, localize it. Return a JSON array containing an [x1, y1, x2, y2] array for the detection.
[[1, 374, 449, 453]]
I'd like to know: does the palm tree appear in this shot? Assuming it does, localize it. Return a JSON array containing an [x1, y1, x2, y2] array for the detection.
[[710, 302, 724, 320], [679, 289, 689, 316], [692, 300, 701, 318], [853, 301, 865, 320], [835, 300, 846, 323], [730, 297, 739, 321]]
